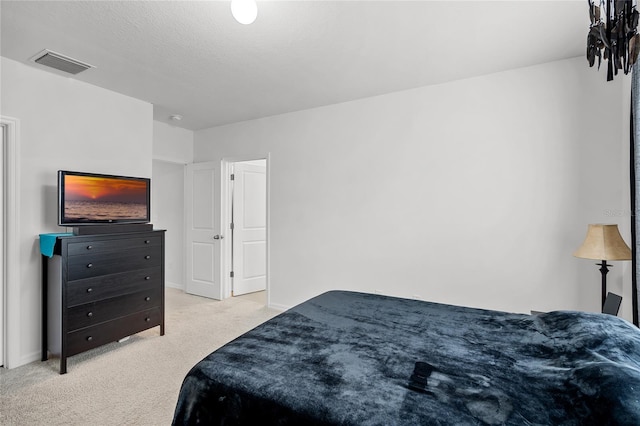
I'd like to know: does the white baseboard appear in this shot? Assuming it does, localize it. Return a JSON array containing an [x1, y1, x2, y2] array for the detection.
[[267, 302, 289, 312], [13, 350, 41, 369], [165, 281, 184, 290]]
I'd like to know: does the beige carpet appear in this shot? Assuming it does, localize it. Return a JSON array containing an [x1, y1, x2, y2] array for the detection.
[[0, 289, 278, 425]]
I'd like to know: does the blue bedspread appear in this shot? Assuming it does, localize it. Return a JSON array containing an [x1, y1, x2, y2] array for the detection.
[[173, 291, 640, 425]]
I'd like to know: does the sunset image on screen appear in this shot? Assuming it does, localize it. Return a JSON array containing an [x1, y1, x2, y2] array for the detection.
[[63, 174, 148, 222], [65, 175, 147, 203]]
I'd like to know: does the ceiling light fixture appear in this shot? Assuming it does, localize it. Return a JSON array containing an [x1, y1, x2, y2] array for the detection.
[[231, 0, 257, 25], [170, 114, 183, 121], [587, 0, 640, 81]]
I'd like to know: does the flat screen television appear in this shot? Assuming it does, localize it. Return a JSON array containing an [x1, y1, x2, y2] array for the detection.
[[58, 170, 151, 226]]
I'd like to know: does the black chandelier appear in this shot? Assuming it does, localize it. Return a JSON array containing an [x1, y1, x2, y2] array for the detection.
[[587, 0, 640, 80]]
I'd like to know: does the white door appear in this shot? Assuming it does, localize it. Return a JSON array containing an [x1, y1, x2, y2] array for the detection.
[[185, 162, 222, 299], [232, 161, 266, 296], [0, 125, 4, 366]]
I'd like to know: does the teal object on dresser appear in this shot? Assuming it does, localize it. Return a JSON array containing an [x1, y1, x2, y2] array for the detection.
[[39, 233, 73, 257], [40, 230, 165, 374]]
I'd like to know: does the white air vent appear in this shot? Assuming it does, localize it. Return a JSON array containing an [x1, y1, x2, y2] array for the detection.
[[31, 49, 94, 75]]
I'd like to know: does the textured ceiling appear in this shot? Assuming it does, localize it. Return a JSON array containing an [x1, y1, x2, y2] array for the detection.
[[1, 1, 587, 130]]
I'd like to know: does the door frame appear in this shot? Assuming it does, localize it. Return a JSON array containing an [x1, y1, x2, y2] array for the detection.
[[1, 116, 20, 369], [221, 155, 270, 305]]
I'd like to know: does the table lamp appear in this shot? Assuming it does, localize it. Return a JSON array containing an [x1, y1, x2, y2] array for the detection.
[[573, 224, 632, 308]]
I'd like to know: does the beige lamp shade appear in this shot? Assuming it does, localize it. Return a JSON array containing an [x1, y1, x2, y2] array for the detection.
[[573, 224, 632, 261]]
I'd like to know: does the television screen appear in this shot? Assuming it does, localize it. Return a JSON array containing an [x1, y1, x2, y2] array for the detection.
[[58, 170, 151, 225]]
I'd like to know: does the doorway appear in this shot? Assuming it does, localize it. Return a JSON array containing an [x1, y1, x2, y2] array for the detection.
[[225, 159, 268, 304], [1, 124, 5, 367]]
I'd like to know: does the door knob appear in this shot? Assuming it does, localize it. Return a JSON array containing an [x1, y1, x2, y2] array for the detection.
[[213, 234, 224, 240]]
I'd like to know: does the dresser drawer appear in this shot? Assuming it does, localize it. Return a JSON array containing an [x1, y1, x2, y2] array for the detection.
[[67, 234, 161, 256], [67, 287, 162, 331], [66, 267, 162, 307], [66, 307, 162, 357], [67, 246, 162, 280]]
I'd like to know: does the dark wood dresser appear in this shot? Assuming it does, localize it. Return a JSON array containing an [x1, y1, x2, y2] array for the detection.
[[41, 230, 165, 374]]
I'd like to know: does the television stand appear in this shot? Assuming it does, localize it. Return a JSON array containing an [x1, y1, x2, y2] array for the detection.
[[72, 223, 153, 235], [41, 229, 165, 373]]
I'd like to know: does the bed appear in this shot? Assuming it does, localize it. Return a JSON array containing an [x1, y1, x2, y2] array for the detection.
[[172, 290, 640, 425]]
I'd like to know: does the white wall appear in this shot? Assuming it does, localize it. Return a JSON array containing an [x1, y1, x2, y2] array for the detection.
[[195, 57, 633, 320], [152, 160, 185, 289], [1, 57, 153, 367], [153, 121, 193, 164], [152, 121, 193, 290]]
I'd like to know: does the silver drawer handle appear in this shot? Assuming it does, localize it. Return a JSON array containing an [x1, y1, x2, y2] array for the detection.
[[145, 297, 151, 302], [144, 240, 150, 244], [86, 336, 93, 342], [86, 288, 93, 293], [145, 317, 151, 322], [86, 245, 93, 250], [87, 312, 93, 317], [86, 263, 93, 268], [144, 255, 151, 260], [144, 276, 151, 280]]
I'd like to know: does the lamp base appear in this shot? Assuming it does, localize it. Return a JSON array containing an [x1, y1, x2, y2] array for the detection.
[[597, 260, 610, 309]]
